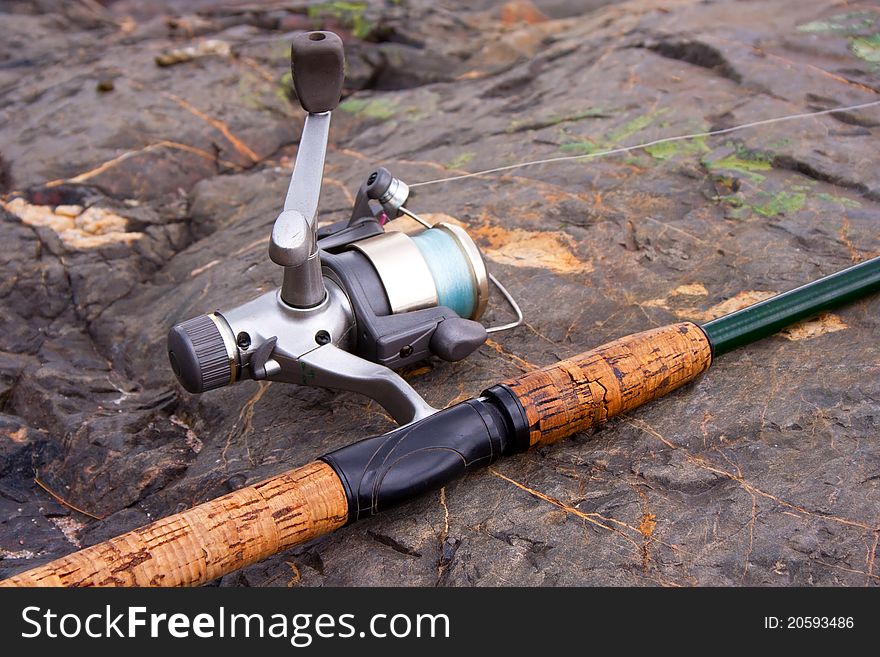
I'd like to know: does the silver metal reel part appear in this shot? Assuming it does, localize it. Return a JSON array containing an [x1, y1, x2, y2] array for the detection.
[[216, 280, 438, 425]]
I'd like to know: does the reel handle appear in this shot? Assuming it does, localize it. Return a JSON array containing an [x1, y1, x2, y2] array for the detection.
[[272, 30, 344, 306], [291, 31, 345, 114]]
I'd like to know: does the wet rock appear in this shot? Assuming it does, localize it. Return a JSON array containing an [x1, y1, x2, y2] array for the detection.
[[1, 0, 879, 587]]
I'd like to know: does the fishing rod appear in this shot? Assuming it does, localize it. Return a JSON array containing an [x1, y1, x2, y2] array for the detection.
[[3, 31, 879, 587], [2, 255, 878, 587]]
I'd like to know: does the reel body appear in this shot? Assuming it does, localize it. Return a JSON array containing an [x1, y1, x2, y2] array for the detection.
[[167, 31, 520, 425]]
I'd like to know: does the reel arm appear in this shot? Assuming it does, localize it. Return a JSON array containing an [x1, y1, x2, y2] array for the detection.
[[296, 343, 437, 425]]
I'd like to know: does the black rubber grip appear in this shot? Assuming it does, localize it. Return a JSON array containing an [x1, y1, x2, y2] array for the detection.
[[291, 31, 345, 113], [321, 397, 519, 522], [483, 384, 531, 454]]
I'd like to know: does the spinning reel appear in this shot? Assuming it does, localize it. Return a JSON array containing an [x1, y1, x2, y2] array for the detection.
[[167, 31, 521, 425]]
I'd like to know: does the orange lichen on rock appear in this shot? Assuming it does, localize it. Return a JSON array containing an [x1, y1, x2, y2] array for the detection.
[[696, 292, 848, 341], [639, 513, 657, 539], [500, 1, 548, 25], [780, 312, 848, 341], [671, 283, 708, 297], [696, 290, 777, 320], [408, 212, 592, 274], [473, 222, 593, 274], [3, 198, 143, 249], [6, 427, 28, 443], [645, 286, 850, 343]]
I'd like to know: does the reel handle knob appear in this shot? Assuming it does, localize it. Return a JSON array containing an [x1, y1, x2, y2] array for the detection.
[[291, 31, 345, 114]]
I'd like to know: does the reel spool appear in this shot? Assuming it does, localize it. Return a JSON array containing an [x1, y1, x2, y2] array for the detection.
[[166, 31, 521, 426], [350, 222, 488, 320]]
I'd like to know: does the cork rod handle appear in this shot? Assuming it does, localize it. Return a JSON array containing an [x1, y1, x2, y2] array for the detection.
[[505, 322, 712, 447], [0, 461, 347, 587]]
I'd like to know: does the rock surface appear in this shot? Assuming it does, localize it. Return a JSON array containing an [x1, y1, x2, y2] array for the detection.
[[0, 0, 878, 586]]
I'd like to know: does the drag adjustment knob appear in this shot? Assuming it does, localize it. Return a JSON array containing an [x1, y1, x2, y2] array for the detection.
[[291, 31, 345, 114], [167, 314, 234, 393]]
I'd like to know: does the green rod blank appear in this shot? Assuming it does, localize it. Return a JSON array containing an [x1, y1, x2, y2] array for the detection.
[[701, 256, 880, 356]]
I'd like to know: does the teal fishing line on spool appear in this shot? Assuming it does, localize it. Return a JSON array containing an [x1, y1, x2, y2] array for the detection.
[[411, 228, 477, 319]]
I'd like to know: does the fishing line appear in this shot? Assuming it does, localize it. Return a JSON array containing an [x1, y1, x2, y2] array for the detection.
[[409, 99, 880, 188]]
